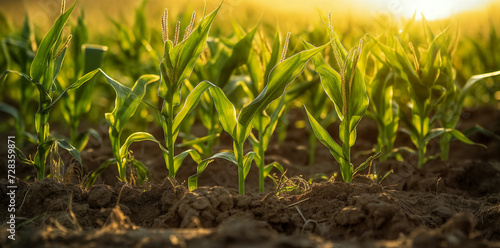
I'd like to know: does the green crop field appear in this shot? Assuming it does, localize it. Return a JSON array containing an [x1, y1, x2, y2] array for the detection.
[[1, 0, 500, 247]]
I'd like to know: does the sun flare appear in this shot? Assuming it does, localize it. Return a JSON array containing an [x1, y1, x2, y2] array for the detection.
[[400, 0, 495, 20]]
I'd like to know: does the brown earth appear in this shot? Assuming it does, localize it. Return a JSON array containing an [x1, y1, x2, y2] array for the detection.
[[0, 105, 499, 247]]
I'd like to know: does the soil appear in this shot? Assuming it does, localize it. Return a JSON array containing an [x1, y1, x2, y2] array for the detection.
[[1, 105, 500, 248]]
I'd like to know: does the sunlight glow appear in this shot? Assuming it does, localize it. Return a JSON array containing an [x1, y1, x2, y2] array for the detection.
[[397, 0, 496, 20]]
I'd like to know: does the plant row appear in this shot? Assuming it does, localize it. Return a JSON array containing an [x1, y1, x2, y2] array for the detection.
[[1, 1, 499, 195]]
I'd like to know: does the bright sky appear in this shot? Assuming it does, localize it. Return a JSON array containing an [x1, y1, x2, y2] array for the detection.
[[366, 0, 498, 20], [254, 0, 498, 21]]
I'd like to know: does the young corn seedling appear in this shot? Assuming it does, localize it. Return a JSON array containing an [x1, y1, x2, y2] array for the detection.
[[372, 17, 485, 168], [299, 21, 342, 166], [302, 13, 372, 183], [432, 26, 500, 160], [87, 72, 166, 186], [157, 5, 221, 178], [1, 1, 100, 179], [245, 31, 290, 193], [59, 11, 107, 151], [459, 22, 500, 101], [250, 30, 331, 168], [189, 38, 329, 194], [181, 20, 260, 158], [363, 45, 400, 161], [437, 70, 500, 160], [108, 0, 158, 79]]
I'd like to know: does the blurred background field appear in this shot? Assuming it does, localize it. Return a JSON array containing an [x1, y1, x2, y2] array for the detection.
[[1, 0, 499, 118]]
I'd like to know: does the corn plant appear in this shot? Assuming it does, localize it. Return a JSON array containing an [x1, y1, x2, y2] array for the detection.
[[108, 0, 158, 79], [189, 40, 328, 194], [183, 21, 260, 158], [434, 32, 500, 160], [302, 77, 338, 165], [303, 13, 373, 183], [372, 17, 485, 168], [59, 11, 107, 151], [364, 52, 400, 161], [87, 72, 166, 185], [243, 31, 290, 193], [1, 1, 100, 179], [0, 15, 37, 147], [457, 22, 500, 103], [157, 5, 221, 178], [437, 70, 500, 160], [248, 96, 286, 193]]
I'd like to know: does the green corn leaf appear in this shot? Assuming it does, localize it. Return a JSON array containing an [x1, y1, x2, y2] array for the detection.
[[218, 22, 259, 88], [246, 52, 261, 94], [173, 149, 202, 175], [463, 125, 500, 141], [304, 105, 345, 163], [172, 80, 214, 140], [188, 159, 210, 191], [252, 111, 270, 134], [74, 128, 101, 152], [51, 46, 68, 85], [424, 154, 441, 164], [369, 66, 394, 121], [24, 132, 38, 144], [460, 70, 500, 104], [0, 103, 19, 120], [379, 169, 393, 183], [131, 159, 150, 184], [353, 151, 381, 174], [212, 151, 238, 165], [263, 161, 284, 178], [372, 37, 421, 91], [399, 109, 419, 137], [30, 1, 76, 90], [1, 70, 34, 86], [430, 85, 447, 107], [55, 138, 82, 167], [421, 30, 448, 87], [264, 31, 283, 85], [34, 139, 55, 167], [15, 147, 35, 166], [230, 19, 247, 39], [75, 45, 108, 115], [248, 133, 261, 155], [394, 146, 416, 154], [341, 43, 369, 140], [43, 69, 101, 113], [262, 96, 286, 148], [71, 10, 88, 75], [425, 128, 487, 148], [120, 132, 168, 159], [103, 72, 159, 132], [238, 42, 329, 138], [243, 152, 256, 180], [303, 41, 343, 120], [209, 86, 239, 139], [223, 79, 256, 100], [86, 158, 117, 188], [187, 151, 236, 191], [305, 39, 368, 147], [176, 133, 220, 148], [166, 3, 221, 89], [284, 78, 319, 103]]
